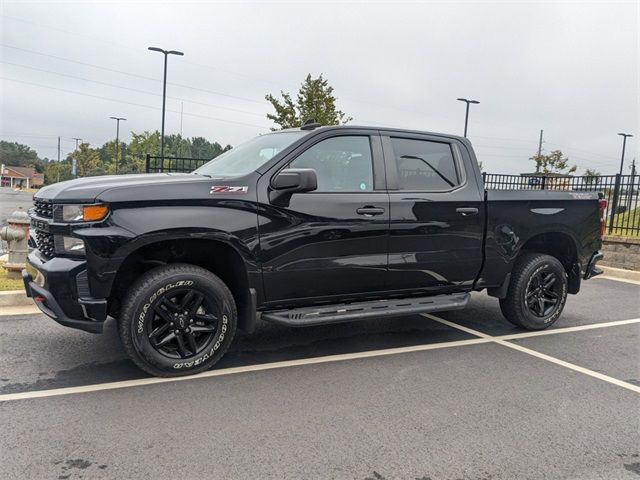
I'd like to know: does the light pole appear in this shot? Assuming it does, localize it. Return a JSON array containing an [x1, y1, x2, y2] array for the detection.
[[608, 132, 634, 233], [617, 133, 633, 176], [456, 98, 480, 137], [110, 117, 126, 174], [148, 46, 184, 160]]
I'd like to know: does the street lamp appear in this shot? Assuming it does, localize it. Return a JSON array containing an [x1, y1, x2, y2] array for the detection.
[[110, 117, 126, 174], [456, 98, 480, 137], [617, 133, 633, 176], [608, 132, 634, 234], [148, 46, 184, 160]]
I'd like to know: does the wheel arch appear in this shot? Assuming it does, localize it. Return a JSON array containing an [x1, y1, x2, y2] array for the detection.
[[108, 236, 257, 332], [488, 230, 581, 298]]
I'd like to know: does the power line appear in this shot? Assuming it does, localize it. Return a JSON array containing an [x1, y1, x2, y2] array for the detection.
[[1, 76, 270, 130], [0, 14, 282, 87], [0, 44, 267, 105], [1, 60, 266, 118]]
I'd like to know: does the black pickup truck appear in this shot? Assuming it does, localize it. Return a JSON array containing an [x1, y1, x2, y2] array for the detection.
[[23, 124, 605, 377]]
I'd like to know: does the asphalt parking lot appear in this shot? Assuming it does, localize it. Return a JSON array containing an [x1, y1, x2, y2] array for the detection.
[[1, 276, 638, 480]]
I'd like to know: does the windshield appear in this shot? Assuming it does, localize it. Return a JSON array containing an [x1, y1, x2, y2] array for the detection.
[[193, 131, 308, 177]]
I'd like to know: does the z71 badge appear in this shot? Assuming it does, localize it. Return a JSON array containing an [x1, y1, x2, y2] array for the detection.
[[210, 186, 248, 194]]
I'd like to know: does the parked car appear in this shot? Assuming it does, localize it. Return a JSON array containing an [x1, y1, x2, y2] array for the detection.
[[23, 124, 605, 377]]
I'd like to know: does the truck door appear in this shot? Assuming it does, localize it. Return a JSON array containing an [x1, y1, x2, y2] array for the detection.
[[257, 131, 390, 303], [381, 133, 485, 293]]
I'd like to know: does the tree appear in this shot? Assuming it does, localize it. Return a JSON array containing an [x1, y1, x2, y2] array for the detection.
[[0, 141, 43, 171], [265, 74, 352, 130], [44, 161, 72, 184], [530, 150, 577, 174], [584, 168, 601, 185], [68, 143, 100, 177]]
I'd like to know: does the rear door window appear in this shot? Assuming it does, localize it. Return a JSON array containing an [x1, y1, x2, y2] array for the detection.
[[390, 138, 461, 191]]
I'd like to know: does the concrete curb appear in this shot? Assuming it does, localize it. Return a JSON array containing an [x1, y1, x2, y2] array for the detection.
[[0, 289, 32, 307], [600, 266, 640, 283]]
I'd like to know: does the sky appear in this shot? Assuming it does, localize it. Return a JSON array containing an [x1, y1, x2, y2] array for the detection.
[[0, 0, 638, 175]]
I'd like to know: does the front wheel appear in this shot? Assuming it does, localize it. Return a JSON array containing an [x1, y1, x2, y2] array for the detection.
[[119, 263, 237, 377], [499, 253, 568, 331]]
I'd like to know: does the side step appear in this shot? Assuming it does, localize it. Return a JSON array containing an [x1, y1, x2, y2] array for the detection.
[[261, 292, 470, 327]]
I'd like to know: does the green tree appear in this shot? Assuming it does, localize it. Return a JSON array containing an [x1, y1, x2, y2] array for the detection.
[[98, 139, 127, 172], [190, 136, 229, 159], [68, 143, 100, 177], [0, 140, 44, 171], [124, 131, 161, 173], [265, 74, 352, 130], [43, 161, 72, 184], [584, 168, 601, 185], [530, 150, 577, 174]]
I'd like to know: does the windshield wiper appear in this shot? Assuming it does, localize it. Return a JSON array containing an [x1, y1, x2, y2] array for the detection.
[[400, 155, 455, 188]]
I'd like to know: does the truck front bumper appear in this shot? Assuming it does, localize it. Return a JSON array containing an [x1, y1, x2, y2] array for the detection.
[[22, 252, 107, 334]]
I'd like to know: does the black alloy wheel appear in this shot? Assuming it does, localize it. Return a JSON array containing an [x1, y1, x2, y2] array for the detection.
[[148, 289, 219, 359], [499, 252, 568, 331], [119, 263, 237, 377], [525, 269, 560, 318]]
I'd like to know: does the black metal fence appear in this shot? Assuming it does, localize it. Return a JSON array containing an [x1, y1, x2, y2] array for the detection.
[[483, 173, 639, 236], [145, 155, 210, 174]]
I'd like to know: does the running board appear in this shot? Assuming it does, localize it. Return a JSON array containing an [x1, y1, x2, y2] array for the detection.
[[261, 292, 470, 327]]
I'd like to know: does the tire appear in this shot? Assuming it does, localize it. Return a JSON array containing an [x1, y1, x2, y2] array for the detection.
[[119, 263, 237, 377], [499, 252, 568, 331]]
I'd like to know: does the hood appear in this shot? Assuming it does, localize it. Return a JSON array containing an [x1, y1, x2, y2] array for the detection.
[[35, 173, 204, 203]]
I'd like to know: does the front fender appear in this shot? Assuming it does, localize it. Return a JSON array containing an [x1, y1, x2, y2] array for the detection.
[[81, 203, 260, 299]]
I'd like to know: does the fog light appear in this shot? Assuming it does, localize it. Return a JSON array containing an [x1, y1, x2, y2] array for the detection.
[[55, 235, 85, 255]]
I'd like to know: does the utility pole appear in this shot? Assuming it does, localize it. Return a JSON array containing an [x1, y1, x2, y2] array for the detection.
[[180, 101, 184, 137], [536, 129, 544, 173], [72, 137, 82, 151], [57, 136, 60, 162], [456, 98, 480, 137], [148, 46, 184, 160], [110, 117, 126, 174]]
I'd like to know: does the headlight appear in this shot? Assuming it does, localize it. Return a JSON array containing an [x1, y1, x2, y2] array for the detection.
[[61, 204, 83, 222], [55, 235, 85, 255], [59, 204, 109, 223]]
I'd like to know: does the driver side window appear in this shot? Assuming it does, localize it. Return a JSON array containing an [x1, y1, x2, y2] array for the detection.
[[288, 136, 374, 192]]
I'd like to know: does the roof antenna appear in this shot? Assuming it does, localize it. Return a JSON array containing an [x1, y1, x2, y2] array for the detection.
[[301, 118, 322, 131]]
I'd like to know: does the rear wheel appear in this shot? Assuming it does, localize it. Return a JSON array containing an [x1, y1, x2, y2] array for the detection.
[[499, 253, 567, 330], [119, 263, 236, 377]]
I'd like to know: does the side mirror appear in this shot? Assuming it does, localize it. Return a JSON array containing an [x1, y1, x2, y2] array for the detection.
[[270, 168, 317, 206], [273, 168, 317, 192]]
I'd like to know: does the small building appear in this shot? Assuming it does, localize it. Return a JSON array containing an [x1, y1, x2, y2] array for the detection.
[[0, 164, 44, 189]]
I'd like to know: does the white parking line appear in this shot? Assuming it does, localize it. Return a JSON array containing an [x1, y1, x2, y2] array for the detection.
[[1, 316, 638, 403], [0, 337, 491, 403], [423, 314, 640, 394]]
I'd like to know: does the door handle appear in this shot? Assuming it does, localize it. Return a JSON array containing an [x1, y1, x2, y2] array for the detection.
[[456, 207, 479, 216], [356, 206, 385, 216]]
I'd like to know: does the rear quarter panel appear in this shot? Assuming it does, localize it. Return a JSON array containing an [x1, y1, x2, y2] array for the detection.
[[477, 190, 602, 289]]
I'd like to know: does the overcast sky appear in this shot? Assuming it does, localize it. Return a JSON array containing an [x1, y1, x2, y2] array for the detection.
[[1, 0, 638, 174]]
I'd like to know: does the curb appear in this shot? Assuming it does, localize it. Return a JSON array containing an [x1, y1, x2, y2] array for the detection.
[[0, 289, 32, 307], [600, 266, 640, 283]]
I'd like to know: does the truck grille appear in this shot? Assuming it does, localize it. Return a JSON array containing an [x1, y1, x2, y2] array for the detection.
[[33, 199, 53, 219], [34, 230, 55, 258]]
